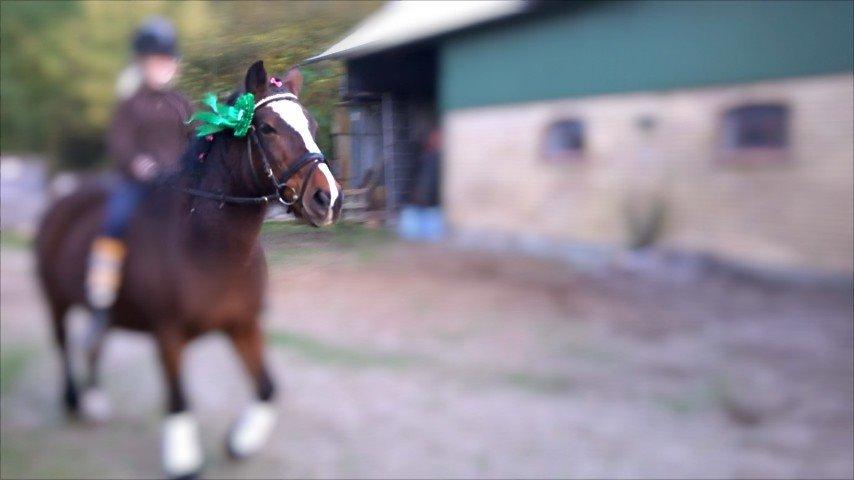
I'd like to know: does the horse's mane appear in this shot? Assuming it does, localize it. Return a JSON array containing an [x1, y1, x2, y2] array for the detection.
[[173, 90, 244, 182]]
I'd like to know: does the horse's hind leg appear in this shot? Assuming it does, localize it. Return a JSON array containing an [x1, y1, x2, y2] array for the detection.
[[48, 302, 78, 415], [224, 321, 277, 460], [155, 328, 203, 480], [78, 310, 112, 423]]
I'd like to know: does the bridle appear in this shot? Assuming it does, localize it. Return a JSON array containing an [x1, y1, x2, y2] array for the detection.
[[179, 92, 326, 207]]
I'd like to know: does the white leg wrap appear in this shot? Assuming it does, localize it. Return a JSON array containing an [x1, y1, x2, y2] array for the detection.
[[80, 388, 112, 423], [227, 401, 277, 458], [162, 412, 202, 477]]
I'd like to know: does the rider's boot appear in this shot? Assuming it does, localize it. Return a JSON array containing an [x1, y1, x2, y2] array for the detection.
[[87, 236, 127, 309], [79, 237, 124, 422], [85, 236, 126, 346]]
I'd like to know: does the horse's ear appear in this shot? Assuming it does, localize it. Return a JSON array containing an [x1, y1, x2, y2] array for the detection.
[[245, 60, 267, 96], [283, 67, 303, 97]]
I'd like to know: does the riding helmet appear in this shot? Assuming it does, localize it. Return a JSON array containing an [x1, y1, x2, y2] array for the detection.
[[132, 16, 178, 57]]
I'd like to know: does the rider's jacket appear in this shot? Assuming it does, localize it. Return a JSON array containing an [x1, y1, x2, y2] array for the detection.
[[107, 84, 193, 180]]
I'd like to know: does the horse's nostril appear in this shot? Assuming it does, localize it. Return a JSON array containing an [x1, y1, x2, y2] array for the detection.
[[313, 190, 331, 209]]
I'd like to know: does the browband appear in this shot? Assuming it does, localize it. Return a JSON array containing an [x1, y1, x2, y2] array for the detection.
[[254, 92, 298, 110]]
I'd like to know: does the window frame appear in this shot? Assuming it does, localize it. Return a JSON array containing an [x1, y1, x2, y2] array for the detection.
[[718, 103, 791, 167], [541, 118, 587, 163]]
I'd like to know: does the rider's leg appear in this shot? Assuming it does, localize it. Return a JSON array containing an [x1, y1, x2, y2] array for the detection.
[[86, 180, 144, 310], [80, 180, 144, 421]]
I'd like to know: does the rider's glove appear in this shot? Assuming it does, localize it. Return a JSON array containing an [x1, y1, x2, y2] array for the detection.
[[131, 154, 158, 181]]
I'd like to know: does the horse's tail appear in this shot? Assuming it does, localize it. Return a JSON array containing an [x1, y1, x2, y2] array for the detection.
[[35, 179, 110, 312]]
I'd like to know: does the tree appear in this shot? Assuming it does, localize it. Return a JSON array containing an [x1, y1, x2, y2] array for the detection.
[[0, 0, 376, 170]]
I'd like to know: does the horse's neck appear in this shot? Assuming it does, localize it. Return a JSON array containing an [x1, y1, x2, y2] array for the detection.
[[187, 201, 266, 260], [177, 139, 267, 264]]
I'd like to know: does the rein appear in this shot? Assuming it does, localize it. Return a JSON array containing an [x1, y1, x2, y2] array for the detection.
[[177, 93, 325, 207]]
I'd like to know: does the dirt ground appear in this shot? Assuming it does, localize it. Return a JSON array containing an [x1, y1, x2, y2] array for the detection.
[[1, 224, 852, 479]]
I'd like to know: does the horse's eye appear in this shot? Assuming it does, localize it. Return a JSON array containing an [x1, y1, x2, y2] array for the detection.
[[259, 123, 276, 134]]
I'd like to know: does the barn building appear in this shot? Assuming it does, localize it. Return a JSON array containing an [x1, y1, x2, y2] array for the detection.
[[307, 0, 854, 276]]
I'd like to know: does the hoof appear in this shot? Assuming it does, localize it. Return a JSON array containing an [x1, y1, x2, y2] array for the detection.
[[80, 389, 112, 424], [225, 401, 277, 460], [169, 472, 200, 480], [225, 440, 244, 461], [163, 413, 203, 480]]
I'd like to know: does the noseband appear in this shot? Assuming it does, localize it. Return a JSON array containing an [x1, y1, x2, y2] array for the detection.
[[179, 93, 326, 207], [247, 126, 324, 207]]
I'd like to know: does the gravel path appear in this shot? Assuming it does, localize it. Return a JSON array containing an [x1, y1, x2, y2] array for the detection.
[[1, 227, 852, 479]]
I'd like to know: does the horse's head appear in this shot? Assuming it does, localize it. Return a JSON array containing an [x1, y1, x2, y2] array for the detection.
[[245, 61, 341, 227]]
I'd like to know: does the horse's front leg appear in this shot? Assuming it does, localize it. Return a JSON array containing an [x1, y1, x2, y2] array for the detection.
[[155, 328, 203, 479], [224, 320, 277, 460]]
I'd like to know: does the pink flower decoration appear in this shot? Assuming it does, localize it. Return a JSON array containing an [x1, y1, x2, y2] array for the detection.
[[198, 152, 205, 160], [205, 135, 214, 142], [269, 77, 283, 88]]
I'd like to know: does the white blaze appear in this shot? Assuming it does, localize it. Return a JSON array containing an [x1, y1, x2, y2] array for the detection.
[[268, 100, 321, 153], [268, 100, 339, 220], [317, 163, 339, 221]]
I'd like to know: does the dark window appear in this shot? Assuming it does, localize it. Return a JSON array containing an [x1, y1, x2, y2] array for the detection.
[[722, 104, 789, 150], [543, 119, 585, 160]]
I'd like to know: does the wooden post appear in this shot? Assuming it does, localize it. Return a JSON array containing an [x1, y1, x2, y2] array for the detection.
[[381, 93, 397, 219]]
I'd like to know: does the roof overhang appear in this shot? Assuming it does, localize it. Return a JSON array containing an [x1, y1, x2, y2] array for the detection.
[[304, 0, 528, 64]]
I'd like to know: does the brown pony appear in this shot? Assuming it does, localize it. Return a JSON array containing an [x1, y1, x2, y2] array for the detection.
[[35, 61, 341, 479]]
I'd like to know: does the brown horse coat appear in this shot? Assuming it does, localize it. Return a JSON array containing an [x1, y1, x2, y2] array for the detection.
[[34, 61, 340, 478]]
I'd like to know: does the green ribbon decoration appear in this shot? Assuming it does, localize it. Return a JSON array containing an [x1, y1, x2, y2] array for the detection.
[[188, 92, 255, 138]]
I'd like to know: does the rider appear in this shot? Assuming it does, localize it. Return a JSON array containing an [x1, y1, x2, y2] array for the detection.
[[86, 17, 193, 311]]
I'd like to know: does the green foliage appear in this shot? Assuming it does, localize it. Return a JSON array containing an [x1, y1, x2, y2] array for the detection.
[[0, 0, 377, 169], [0, 230, 31, 250], [0, 346, 34, 393]]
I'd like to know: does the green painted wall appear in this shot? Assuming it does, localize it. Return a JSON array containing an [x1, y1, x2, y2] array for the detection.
[[440, 1, 854, 110]]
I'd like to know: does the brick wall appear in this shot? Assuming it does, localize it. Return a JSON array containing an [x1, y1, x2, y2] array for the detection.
[[444, 74, 854, 273]]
